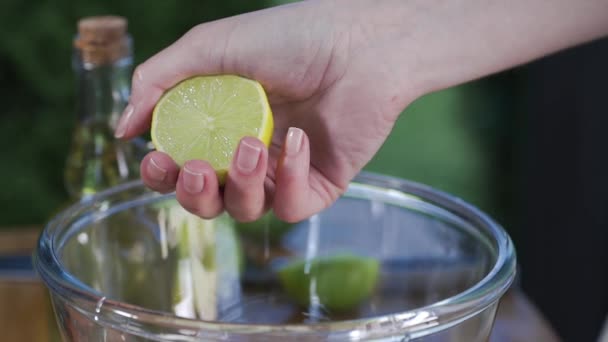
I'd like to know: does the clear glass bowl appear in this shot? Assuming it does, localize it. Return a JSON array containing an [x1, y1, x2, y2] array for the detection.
[[34, 172, 516, 341]]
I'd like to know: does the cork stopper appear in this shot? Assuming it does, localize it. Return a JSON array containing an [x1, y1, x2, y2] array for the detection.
[[75, 16, 130, 65]]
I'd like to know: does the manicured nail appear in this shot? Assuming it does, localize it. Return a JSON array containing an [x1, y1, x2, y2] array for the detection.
[[147, 157, 167, 182], [183, 167, 205, 194], [285, 127, 303, 156], [114, 103, 134, 138], [236, 139, 261, 174]]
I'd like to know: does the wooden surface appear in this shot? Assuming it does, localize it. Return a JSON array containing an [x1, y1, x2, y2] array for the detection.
[[0, 227, 561, 341], [491, 290, 561, 342], [0, 227, 41, 255], [0, 280, 55, 342]]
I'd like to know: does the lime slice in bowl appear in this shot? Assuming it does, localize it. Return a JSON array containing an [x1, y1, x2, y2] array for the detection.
[[278, 254, 380, 312]]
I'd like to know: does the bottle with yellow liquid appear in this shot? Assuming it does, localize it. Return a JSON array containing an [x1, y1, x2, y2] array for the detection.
[[64, 16, 139, 200], [60, 16, 220, 320], [59, 16, 159, 326]]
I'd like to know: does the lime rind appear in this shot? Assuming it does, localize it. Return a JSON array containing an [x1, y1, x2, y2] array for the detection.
[[278, 254, 380, 312]]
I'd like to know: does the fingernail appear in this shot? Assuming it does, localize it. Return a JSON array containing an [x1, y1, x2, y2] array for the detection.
[[285, 127, 303, 156], [114, 103, 134, 138], [236, 140, 262, 174], [147, 157, 167, 182], [183, 167, 205, 194]]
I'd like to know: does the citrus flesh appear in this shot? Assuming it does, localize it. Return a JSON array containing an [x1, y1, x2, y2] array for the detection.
[[151, 75, 273, 184]]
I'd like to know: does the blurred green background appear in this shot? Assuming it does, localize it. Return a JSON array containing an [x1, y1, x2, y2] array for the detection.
[[0, 0, 520, 229], [4, 2, 608, 340]]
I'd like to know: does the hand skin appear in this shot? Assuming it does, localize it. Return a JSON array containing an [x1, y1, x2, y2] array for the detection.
[[114, 0, 608, 222]]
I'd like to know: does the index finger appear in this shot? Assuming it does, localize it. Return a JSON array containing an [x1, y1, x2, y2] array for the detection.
[[114, 21, 235, 139]]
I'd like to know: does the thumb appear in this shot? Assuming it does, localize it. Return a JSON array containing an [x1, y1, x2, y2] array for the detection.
[[114, 20, 236, 139]]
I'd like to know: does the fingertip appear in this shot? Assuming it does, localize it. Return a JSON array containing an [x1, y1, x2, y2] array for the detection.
[[273, 127, 312, 222], [114, 103, 134, 139], [115, 61, 167, 140], [224, 137, 269, 222], [116, 20, 230, 140], [272, 211, 301, 224], [175, 160, 223, 218], [141, 151, 179, 193], [277, 127, 308, 182], [118, 89, 163, 140], [232, 137, 267, 176]]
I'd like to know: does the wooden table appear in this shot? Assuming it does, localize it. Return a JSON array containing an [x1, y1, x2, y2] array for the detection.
[[491, 290, 561, 342], [0, 228, 561, 341], [0, 228, 57, 341]]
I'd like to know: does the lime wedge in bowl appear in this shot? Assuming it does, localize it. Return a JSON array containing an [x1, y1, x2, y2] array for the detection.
[[278, 254, 380, 312]]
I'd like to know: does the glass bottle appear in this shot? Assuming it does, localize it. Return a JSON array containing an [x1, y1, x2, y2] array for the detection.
[[60, 18, 150, 327], [64, 16, 139, 200]]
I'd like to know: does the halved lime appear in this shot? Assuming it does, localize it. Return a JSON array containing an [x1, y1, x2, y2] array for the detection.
[[151, 75, 274, 184], [278, 254, 380, 312]]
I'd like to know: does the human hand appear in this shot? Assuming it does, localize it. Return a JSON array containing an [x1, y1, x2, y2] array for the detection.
[[115, 0, 608, 223], [114, 0, 412, 222]]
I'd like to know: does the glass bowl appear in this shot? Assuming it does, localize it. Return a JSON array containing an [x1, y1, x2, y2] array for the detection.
[[34, 172, 516, 341]]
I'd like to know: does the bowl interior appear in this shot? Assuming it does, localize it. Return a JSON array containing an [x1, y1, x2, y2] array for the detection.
[[53, 179, 498, 326]]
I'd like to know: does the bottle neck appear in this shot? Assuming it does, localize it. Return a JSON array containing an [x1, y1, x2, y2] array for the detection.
[[72, 36, 132, 130]]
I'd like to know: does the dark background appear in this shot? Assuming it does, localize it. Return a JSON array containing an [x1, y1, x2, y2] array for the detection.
[[0, 1, 606, 340], [516, 40, 608, 342]]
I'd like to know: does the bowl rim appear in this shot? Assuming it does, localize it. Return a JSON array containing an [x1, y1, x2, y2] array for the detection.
[[33, 172, 516, 340]]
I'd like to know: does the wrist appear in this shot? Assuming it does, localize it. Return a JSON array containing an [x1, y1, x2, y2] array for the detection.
[[354, 0, 608, 103], [341, 0, 435, 111]]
